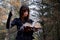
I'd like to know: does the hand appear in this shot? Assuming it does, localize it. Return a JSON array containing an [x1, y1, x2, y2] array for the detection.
[[24, 26, 31, 32]]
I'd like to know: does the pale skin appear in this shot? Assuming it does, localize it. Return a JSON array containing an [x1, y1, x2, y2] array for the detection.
[[22, 11, 29, 18], [11, 11, 38, 32], [21, 11, 31, 32], [22, 11, 39, 32], [23, 11, 31, 31]]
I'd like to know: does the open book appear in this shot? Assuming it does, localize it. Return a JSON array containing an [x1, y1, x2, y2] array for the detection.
[[20, 22, 42, 32], [23, 22, 41, 28]]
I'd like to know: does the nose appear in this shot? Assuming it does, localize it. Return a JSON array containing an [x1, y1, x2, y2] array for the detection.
[[24, 11, 28, 16]]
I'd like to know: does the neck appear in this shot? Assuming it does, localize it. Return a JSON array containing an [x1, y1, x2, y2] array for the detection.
[[20, 16, 29, 22], [20, 17, 25, 23]]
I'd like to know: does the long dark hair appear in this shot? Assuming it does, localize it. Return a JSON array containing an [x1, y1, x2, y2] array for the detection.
[[19, 5, 30, 21]]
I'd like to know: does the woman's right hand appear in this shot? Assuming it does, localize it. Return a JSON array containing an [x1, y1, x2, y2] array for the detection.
[[24, 26, 32, 32]]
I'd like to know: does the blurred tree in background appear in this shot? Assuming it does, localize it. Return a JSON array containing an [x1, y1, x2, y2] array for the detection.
[[40, 0, 60, 40]]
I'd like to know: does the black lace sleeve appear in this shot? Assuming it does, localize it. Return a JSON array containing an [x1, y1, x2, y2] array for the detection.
[[28, 19, 34, 24], [11, 18, 18, 27], [6, 11, 12, 29]]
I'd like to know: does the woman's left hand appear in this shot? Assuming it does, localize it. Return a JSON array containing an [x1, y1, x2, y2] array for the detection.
[[24, 26, 32, 32]]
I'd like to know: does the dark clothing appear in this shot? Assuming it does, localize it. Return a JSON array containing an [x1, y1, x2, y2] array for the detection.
[[10, 18, 34, 40]]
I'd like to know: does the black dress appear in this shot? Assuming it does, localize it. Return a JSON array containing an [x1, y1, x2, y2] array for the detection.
[[10, 18, 34, 40]]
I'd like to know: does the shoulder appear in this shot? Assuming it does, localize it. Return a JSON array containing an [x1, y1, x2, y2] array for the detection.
[[28, 19, 34, 23], [12, 18, 20, 22], [11, 18, 19, 26], [14, 18, 19, 20], [29, 19, 34, 22]]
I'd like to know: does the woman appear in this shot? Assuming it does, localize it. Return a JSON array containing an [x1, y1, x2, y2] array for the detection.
[[6, 5, 34, 40]]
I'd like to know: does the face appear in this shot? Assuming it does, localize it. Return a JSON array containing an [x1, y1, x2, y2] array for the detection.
[[23, 11, 29, 17]]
